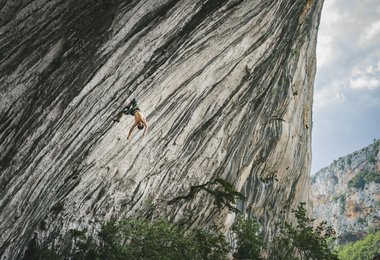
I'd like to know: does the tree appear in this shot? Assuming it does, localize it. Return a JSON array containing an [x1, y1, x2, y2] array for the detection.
[[269, 203, 338, 260], [29, 218, 229, 260], [337, 230, 380, 260], [232, 216, 264, 259], [95, 218, 229, 259], [348, 170, 380, 190]]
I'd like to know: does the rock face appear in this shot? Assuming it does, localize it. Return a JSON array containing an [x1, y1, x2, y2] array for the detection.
[[311, 140, 380, 244], [0, 0, 322, 258]]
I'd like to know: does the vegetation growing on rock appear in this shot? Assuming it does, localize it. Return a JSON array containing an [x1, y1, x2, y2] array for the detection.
[[269, 203, 338, 260], [26, 218, 229, 260], [336, 230, 380, 260], [25, 203, 338, 259], [232, 216, 264, 259], [312, 140, 380, 244], [348, 170, 380, 190]]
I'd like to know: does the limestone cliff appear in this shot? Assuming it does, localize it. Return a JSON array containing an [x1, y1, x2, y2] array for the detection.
[[0, 0, 322, 258], [311, 140, 380, 244]]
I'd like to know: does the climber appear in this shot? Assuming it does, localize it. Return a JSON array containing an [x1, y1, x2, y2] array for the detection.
[[113, 98, 148, 139]]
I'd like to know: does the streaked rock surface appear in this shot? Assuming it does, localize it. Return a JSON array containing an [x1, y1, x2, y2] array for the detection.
[[0, 0, 322, 257], [311, 140, 380, 244]]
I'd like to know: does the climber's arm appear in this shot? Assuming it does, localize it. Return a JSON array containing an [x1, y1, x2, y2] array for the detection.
[[128, 123, 137, 139], [142, 120, 148, 137]]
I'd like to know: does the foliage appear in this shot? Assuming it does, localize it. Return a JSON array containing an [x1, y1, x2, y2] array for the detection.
[[367, 138, 379, 164], [368, 154, 375, 164], [224, 203, 339, 260], [64, 229, 98, 259], [32, 218, 229, 260], [348, 170, 380, 190], [374, 138, 380, 151], [190, 229, 230, 259], [346, 155, 352, 166], [232, 216, 264, 259], [34, 248, 61, 260], [290, 48, 300, 59], [28, 203, 340, 260], [337, 230, 380, 260], [331, 193, 346, 213], [373, 138, 379, 152], [331, 193, 345, 204], [168, 178, 246, 213], [269, 203, 338, 260]]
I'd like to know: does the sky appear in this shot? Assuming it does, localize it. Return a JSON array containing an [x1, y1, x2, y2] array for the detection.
[[312, 0, 380, 173]]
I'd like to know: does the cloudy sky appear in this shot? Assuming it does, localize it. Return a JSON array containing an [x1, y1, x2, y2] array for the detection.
[[312, 0, 380, 173]]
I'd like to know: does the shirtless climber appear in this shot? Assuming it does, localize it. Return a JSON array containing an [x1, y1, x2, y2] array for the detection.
[[113, 98, 148, 139]]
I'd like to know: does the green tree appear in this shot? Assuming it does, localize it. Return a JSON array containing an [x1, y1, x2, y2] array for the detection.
[[31, 218, 229, 260], [337, 230, 380, 260], [232, 216, 264, 259], [347, 155, 352, 166], [348, 170, 380, 190], [269, 203, 338, 260], [97, 218, 229, 259]]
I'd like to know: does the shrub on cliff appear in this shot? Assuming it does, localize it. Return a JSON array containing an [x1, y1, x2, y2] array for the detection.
[[31, 218, 228, 259], [232, 216, 264, 259], [97, 218, 228, 259], [28, 203, 338, 259], [348, 170, 380, 190], [337, 230, 380, 260], [269, 203, 338, 260], [231, 203, 337, 260]]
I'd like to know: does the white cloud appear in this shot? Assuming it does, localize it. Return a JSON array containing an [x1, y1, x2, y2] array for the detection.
[[314, 80, 346, 109], [316, 0, 342, 68], [359, 20, 380, 46], [315, 60, 380, 111], [316, 0, 380, 71], [316, 35, 333, 68], [350, 78, 380, 90], [349, 61, 380, 90], [312, 0, 380, 173]]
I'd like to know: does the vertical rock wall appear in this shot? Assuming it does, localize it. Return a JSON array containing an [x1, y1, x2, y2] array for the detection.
[[0, 0, 323, 257]]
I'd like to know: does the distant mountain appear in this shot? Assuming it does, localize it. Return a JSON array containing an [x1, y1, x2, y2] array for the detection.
[[311, 139, 380, 244]]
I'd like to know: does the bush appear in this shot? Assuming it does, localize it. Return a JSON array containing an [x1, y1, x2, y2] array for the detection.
[[27, 203, 338, 259], [337, 230, 380, 260], [349, 174, 366, 190], [269, 203, 338, 260], [368, 153, 376, 164], [346, 154, 352, 166], [232, 216, 264, 259], [348, 170, 380, 190], [331, 193, 345, 203], [31, 218, 229, 260]]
